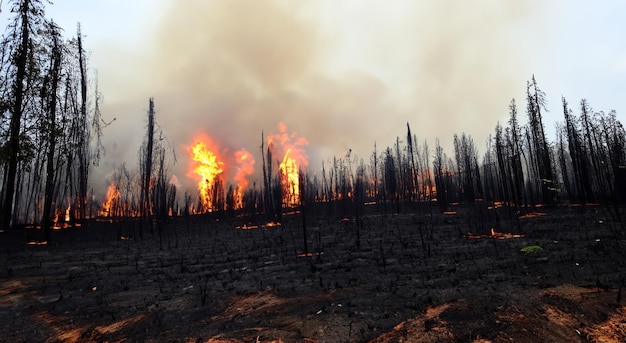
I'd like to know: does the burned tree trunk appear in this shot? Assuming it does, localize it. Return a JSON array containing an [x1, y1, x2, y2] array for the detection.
[[526, 76, 555, 206], [2, 0, 33, 228], [76, 23, 89, 222], [299, 171, 308, 256], [41, 22, 63, 241], [140, 98, 155, 237]]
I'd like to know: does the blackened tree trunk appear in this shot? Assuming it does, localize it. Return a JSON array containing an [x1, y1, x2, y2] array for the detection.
[[299, 171, 308, 256], [526, 76, 555, 206], [453, 134, 463, 203], [433, 138, 447, 211], [406, 123, 418, 201], [602, 111, 626, 202], [2, 0, 33, 228], [580, 99, 610, 200], [556, 127, 573, 202], [383, 147, 399, 214], [508, 99, 526, 207], [140, 98, 155, 237], [76, 23, 89, 222], [495, 123, 511, 206], [422, 140, 433, 200], [41, 21, 62, 241], [563, 97, 593, 203]]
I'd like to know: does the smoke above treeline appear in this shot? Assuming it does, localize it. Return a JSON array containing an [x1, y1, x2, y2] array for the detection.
[[91, 0, 549, 198]]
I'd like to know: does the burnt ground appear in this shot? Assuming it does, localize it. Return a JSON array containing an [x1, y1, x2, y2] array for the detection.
[[0, 203, 625, 342]]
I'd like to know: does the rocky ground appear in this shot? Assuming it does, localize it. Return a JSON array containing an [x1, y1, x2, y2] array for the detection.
[[0, 203, 625, 342]]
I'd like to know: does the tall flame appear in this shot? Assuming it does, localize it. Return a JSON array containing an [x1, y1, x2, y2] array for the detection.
[[268, 122, 308, 207], [191, 140, 225, 212], [280, 148, 300, 206], [233, 149, 255, 209], [100, 183, 121, 217]]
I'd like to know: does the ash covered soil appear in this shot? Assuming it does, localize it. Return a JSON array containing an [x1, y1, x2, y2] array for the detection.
[[0, 204, 625, 342]]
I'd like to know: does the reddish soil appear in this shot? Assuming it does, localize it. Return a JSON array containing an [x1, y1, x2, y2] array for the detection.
[[0, 204, 625, 342]]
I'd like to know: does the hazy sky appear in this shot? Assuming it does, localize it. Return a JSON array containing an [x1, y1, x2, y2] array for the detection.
[[4, 0, 626, 196]]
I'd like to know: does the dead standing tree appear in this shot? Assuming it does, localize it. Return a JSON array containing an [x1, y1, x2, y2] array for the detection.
[[40, 21, 63, 241], [261, 131, 277, 221], [299, 170, 308, 256], [75, 23, 93, 222], [138, 98, 176, 240], [526, 76, 556, 206], [0, 0, 46, 228], [139, 98, 155, 238]]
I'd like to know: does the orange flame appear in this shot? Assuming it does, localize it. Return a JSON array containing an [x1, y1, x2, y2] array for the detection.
[[100, 183, 121, 217], [51, 204, 72, 229], [267, 122, 308, 207], [190, 140, 225, 212], [280, 148, 300, 206], [233, 149, 255, 209]]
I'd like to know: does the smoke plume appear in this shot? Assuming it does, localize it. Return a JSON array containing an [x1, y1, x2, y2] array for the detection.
[[92, 0, 547, 196]]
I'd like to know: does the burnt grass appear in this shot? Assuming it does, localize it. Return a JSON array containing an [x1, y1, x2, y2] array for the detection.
[[1, 203, 625, 342]]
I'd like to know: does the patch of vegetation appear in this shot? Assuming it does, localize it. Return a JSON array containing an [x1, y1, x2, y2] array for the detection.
[[520, 245, 543, 254]]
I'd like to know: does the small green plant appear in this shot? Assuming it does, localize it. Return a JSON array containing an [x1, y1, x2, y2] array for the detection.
[[520, 245, 543, 254]]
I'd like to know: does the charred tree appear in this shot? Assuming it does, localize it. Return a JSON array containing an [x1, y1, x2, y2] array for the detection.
[[371, 142, 380, 211], [421, 140, 433, 201], [507, 99, 526, 208], [75, 23, 89, 222], [262, 132, 278, 222], [526, 76, 555, 206], [139, 98, 155, 237], [453, 134, 463, 203], [494, 123, 512, 206], [453, 133, 478, 203], [1, 0, 44, 228], [563, 97, 592, 203], [580, 99, 611, 200], [601, 111, 626, 202], [354, 162, 366, 250], [299, 170, 308, 256], [406, 123, 418, 201], [433, 138, 448, 211], [556, 125, 573, 201], [383, 147, 399, 214], [40, 21, 62, 241], [226, 185, 236, 217]]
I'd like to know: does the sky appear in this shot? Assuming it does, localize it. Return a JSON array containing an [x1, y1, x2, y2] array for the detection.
[[3, 0, 626, 198]]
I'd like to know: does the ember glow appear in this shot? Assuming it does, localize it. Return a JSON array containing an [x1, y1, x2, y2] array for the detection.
[[190, 140, 225, 212], [268, 123, 309, 207], [52, 205, 73, 229], [464, 228, 524, 240]]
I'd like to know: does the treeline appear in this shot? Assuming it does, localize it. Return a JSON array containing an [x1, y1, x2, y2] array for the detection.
[[251, 76, 626, 222], [76, 77, 626, 227], [1, 0, 624, 233], [0, 0, 106, 237]]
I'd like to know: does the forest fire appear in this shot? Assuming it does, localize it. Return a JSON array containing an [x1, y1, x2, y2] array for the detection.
[[188, 136, 257, 213], [100, 184, 121, 217], [190, 140, 225, 212], [280, 148, 300, 207], [233, 149, 255, 209], [51, 206, 72, 229], [267, 123, 308, 207], [96, 125, 308, 218]]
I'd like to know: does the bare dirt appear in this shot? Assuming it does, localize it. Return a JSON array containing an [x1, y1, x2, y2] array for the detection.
[[0, 204, 625, 342]]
